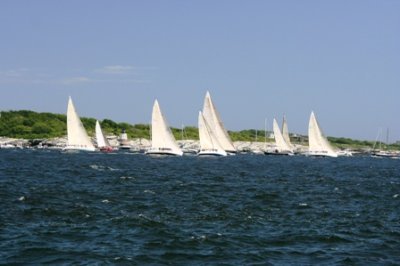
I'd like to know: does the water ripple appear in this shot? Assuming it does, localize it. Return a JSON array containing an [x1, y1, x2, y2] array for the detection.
[[0, 150, 399, 264]]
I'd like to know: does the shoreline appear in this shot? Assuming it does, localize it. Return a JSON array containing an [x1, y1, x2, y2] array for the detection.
[[0, 136, 377, 155]]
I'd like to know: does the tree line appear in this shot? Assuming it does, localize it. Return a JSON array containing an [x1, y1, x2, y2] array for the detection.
[[1, 110, 397, 150]]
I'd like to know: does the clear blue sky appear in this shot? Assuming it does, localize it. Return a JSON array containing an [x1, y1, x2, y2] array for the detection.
[[0, 1, 399, 141]]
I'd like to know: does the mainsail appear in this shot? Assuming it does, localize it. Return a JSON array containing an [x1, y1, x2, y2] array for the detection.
[[281, 115, 293, 149], [148, 99, 183, 156], [66, 97, 95, 151], [308, 111, 337, 157], [202, 91, 236, 153], [198, 111, 227, 156], [273, 118, 293, 153], [95, 120, 110, 148]]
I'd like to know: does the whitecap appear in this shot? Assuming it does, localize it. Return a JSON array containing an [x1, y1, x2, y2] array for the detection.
[[299, 203, 308, 207], [393, 194, 399, 198], [144, 190, 156, 194], [120, 176, 134, 180], [102, 199, 110, 203], [138, 213, 150, 220], [89, 164, 101, 170], [18, 196, 25, 201]]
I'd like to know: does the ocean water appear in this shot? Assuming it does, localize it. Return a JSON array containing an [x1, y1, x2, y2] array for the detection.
[[0, 149, 399, 265]]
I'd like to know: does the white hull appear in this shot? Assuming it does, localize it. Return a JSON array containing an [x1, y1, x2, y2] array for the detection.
[[264, 150, 294, 156], [198, 149, 227, 157], [145, 147, 183, 156], [371, 151, 400, 159], [63, 145, 96, 152], [305, 151, 338, 158]]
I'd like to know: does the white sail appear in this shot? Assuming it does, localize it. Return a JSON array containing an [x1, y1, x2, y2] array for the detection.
[[147, 99, 183, 156], [282, 115, 293, 149], [273, 118, 293, 153], [66, 97, 95, 151], [198, 111, 227, 156], [308, 111, 337, 157], [202, 91, 236, 153], [95, 120, 110, 148]]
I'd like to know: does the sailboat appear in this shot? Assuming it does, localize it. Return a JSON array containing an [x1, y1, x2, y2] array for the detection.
[[95, 120, 113, 152], [265, 118, 294, 155], [64, 97, 95, 152], [307, 111, 338, 157], [282, 115, 294, 150], [146, 99, 183, 156], [202, 91, 236, 154], [198, 111, 227, 156], [371, 128, 400, 158]]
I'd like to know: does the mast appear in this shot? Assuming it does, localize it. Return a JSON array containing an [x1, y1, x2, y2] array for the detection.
[[386, 127, 389, 145], [264, 118, 267, 150]]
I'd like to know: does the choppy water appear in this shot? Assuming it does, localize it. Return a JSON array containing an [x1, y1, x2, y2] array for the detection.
[[0, 149, 399, 265]]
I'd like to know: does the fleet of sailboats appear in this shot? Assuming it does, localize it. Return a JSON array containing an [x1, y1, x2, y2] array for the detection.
[[145, 100, 183, 156], [57, 95, 396, 158]]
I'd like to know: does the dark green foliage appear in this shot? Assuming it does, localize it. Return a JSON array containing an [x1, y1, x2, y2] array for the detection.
[[327, 137, 375, 149], [229, 129, 273, 142], [0, 110, 153, 140], [170, 126, 199, 140], [0, 110, 66, 139]]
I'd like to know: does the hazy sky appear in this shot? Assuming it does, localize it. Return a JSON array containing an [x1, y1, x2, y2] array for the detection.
[[0, 1, 399, 141]]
